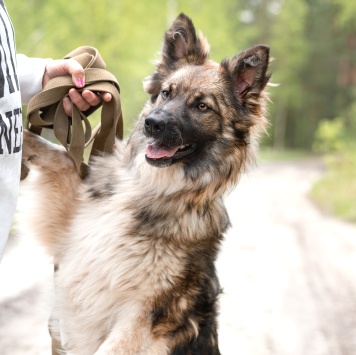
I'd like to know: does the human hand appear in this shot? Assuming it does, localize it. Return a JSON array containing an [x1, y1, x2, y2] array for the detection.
[[43, 59, 112, 116]]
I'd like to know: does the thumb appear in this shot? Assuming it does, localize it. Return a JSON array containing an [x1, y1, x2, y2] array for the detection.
[[62, 58, 85, 88], [43, 59, 86, 88]]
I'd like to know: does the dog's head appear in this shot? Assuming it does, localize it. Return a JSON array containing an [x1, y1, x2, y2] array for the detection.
[[138, 13, 270, 183]]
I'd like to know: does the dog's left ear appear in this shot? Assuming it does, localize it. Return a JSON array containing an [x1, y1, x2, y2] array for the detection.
[[162, 13, 210, 65], [144, 14, 210, 97], [222, 45, 270, 100]]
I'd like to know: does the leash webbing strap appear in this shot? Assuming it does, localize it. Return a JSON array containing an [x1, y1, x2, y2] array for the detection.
[[26, 46, 123, 178]]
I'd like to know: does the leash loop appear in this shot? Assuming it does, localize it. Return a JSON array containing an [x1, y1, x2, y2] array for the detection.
[[26, 46, 123, 178]]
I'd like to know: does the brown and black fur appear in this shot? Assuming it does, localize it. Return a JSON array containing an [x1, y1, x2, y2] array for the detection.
[[21, 14, 270, 355]]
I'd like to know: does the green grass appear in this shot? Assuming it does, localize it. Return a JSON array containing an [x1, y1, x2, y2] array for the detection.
[[311, 152, 356, 222], [260, 148, 312, 162]]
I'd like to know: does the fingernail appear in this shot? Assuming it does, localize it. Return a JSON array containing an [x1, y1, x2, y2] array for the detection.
[[76, 78, 84, 87]]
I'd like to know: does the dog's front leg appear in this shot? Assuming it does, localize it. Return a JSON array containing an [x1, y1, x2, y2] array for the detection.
[[94, 339, 169, 355], [94, 320, 169, 355], [20, 129, 81, 259]]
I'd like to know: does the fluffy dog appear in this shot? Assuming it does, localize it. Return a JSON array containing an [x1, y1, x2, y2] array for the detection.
[[22, 13, 270, 355]]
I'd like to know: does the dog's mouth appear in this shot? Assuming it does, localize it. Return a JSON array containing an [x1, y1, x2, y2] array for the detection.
[[145, 141, 197, 166]]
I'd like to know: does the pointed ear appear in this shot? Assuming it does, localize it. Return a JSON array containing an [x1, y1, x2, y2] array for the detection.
[[162, 13, 210, 66], [145, 13, 210, 97], [222, 45, 270, 99]]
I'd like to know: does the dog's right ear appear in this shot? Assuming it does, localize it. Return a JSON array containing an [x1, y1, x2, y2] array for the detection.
[[144, 13, 210, 98], [221, 45, 270, 101]]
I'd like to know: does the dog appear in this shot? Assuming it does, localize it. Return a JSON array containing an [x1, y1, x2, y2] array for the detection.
[[21, 13, 271, 355]]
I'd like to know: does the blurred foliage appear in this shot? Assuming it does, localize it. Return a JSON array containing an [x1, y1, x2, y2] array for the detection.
[[6, 0, 356, 149], [6, 0, 356, 221], [311, 152, 356, 222], [260, 148, 311, 162], [312, 106, 356, 222], [313, 118, 345, 153], [333, 0, 356, 30]]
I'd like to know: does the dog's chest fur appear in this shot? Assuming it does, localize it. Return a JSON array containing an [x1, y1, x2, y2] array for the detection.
[[54, 147, 228, 353]]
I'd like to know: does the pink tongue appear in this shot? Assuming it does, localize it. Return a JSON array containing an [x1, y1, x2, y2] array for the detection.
[[146, 141, 179, 159]]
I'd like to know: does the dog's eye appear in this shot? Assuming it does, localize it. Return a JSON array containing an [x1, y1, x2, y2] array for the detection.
[[161, 90, 169, 99], [197, 103, 208, 111]]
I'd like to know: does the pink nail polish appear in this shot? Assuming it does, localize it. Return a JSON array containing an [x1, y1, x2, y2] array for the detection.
[[77, 78, 84, 87]]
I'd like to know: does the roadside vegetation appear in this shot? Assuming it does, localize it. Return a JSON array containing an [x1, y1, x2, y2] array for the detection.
[[311, 153, 356, 222], [311, 117, 356, 222], [7, 0, 356, 222], [260, 149, 312, 162]]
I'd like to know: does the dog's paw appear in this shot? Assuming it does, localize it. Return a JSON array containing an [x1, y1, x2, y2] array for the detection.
[[22, 130, 46, 163], [20, 161, 30, 180], [21, 130, 43, 179], [22, 129, 75, 171]]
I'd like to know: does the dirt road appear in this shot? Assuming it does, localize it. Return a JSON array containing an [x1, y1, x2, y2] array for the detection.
[[1, 158, 356, 355]]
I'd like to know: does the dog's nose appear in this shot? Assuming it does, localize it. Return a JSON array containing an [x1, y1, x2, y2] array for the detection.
[[144, 117, 166, 137]]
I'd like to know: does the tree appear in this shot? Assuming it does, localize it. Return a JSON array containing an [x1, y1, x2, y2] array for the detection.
[[268, 0, 308, 149], [7, 0, 356, 149]]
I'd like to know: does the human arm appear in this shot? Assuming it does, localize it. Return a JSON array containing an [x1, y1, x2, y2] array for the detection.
[[17, 54, 112, 114]]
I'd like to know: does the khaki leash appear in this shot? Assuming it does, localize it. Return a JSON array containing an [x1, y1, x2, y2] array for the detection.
[[26, 46, 123, 178]]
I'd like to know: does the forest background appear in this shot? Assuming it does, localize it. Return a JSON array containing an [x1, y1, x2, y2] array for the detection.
[[7, 0, 356, 220]]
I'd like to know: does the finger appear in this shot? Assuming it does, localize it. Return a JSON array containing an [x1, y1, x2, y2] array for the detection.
[[62, 59, 85, 88], [63, 97, 72, 117], [68, 88, 91, 111], [82, 90, 112, 104], [81, 90, 102, 106], [101, 92, 112, 102]]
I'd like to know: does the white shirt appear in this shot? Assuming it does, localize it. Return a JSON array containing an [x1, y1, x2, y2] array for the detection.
[[0, 1, 49, 259]]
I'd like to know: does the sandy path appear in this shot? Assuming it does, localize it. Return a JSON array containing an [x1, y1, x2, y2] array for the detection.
[[1, 158, 356, 355]]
